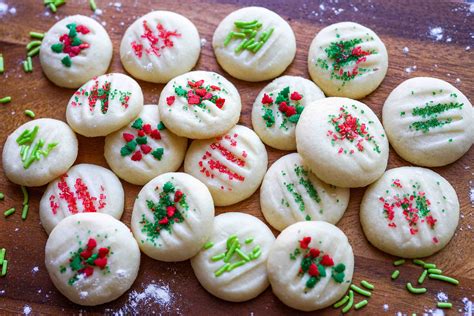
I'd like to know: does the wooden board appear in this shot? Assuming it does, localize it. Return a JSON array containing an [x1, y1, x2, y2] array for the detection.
[[0, 0, 473, 314]]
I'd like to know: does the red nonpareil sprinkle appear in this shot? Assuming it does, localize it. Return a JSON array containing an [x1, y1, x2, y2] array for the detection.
[[87, 238, 97, 250], [80, 249, 92, 259], [210, 85, 221, 91], [98, 247, 109, 258], [140, 144, 152, 154], [309, 248, 320, 258], [74, 178, 97, 213], [49, 195, 59, 215], [308, 263, 320, 276], [94, 257, 108, 269], [279, 101, 288, 113], [166, 206, 176, 217], [83, 267, 94, 277], [174, 190, 183, 202], [261, 93, 273, 105], [57, 175, 79, 214], [409, 228, 418, 235], [76, 25, 90, 34], [300, 236, 311, 249], [393, 179, 402, 188], [150, 129, 161, 140], [290, 91, 302, 101], [131, 41, 143, 58], [215, 98, 225, 109], [142, 124, 152, 134], [123, 133, 135, 142], [426, 215, 437, 228], [320, 255, 334, 266], [158, 217, 169, 225], [166, 96, 175, 106], [131, 151, 143, 161]]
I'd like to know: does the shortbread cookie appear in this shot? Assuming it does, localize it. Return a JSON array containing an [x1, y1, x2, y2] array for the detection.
[[158, 71, 241, 139], [66, 73, 144, 137], [296, 97, 388, 188], [40, 15, 113, 88], [39, 164, 124, 234], [184, 125, 268, 206], [104, 104, 188, 185], [2, 119, 78, 187], [251, 76, 325, 150], [191, 212, 275, 302], [383, 77, 473, 167], [120, 11, 201, 83], [212, 6, 296, 82], [267, 221, 354, 311], [360, 167, 459, 258], [45, 213, 140, 306], [308, 22, 388, 99], [131, 172, 214, 262], [260, 153, 350, 231]]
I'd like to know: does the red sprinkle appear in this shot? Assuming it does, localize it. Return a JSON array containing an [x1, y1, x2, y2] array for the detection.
[[158, 217, 169, 225], [131, 151, 143, 161], [215, 98, 225, 109], [290, 91, 302, 101], [150, 129, 161, 140], [94, 257, 108, 269], [320, 255, 334, 266], [140, 144, 152, 154], [166, 96, 175, 106], [98, 247, 109, 258], [83, 267, 94, 277], [166, 206, 176, 217], [87, 238, 97, 250], [309, 248, 320, 258], [300, 236, 311, 249], [142, 124, 152, 134], [174, 190, 183, 202], [308, 263, 320, 276], [261, 93, 273, 105], [80, 249, 92, 259], [123, 133, 135, 142]]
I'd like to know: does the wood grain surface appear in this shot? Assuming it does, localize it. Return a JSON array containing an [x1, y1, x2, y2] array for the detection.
[[0, 0, 473, 314]]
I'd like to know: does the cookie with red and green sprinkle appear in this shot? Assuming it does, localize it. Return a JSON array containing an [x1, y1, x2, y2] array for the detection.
[[267, 221, 354, 311], [104, 104, 187, 185], [45, 213, 140, 306], [66, 73, 144, 137], [308, 22, 388, 99], [361, 166, 459, 258], [40, 15, 112, 88], [158, 71, 241, 139], [251, 76, 325, 150], [131, 172, 214, 262]]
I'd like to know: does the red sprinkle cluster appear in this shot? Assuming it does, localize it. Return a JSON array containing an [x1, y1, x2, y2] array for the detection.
[[168, 79, 225, 109], [336, 45, 371, 78], [58, 25, 90, 57], [157, 190, 183, 225], [261, 91, 302, 118], [131, 21, 181, 58]]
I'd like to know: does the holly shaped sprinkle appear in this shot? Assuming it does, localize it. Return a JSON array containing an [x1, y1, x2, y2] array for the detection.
[[50, 23, 90, 67], [131, 20, 181, 58], [120, 118, 166, 162], [223, 20, 274, 54], [290, 236, 346, 289], [140, 181, 189, 245], [327, 105, 381, 155], [316, 38, 376, 84], [16, 125, 58, 169], [169, 79, 225, 110], [379, 179, 438, 238], [209, 234, 261, 277], [261, 87, 304, 129], [59, 238, 110, 285]]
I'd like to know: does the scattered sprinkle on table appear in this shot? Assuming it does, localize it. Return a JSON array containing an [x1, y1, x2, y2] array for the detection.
[[0, 96, 11, 104], [4, 207, 15, 217], [24, 110, 35, 118]]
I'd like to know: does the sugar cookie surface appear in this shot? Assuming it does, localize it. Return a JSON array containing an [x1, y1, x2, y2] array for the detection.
[[267, 221, 354, 311], [104, 104, 188, 185], [131, 172, 214, 262], [2, 119, 78, 187], [191, 212, 275, 302], [184, 125, 268, 206], [383, 77, 473, 167], [212, 6, 296, 82], [360, 167, 459, 258], [308, 22, 388, 99], [40, 15, 113, 88], [296, 97, 388, 188], [251, 76, 325, 150], [260, 153, 349, 231], [45, 213, 140, 306], [120, 11, 200, 83], [66, 73, 144, 137], [40, 164, 124, 234], [158, 71, 241, 139]]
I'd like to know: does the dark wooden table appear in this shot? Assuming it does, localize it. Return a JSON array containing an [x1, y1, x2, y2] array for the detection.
[[0, 0, 473, 314]]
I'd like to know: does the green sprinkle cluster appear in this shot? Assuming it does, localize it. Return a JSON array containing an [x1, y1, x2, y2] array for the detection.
[[261, 87, 304, 130], [0, 248, 8, 277], [44, 0, 66, 13], [224, 20, 274, 54], [409, 101, 464, 133], [16, 126, 58, 169], [334, 280, 374, 313]]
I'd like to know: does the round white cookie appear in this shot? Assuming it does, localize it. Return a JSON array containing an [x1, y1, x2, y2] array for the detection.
[[383, 77, 473, 167], [66, 73, 144, 137], [184, 125, 268, 206], [360, 167, 459, 258], [308, 22, 388, 99], [120, 11, 201, 83], [267, 221, 353, 311], [39, 164, 124, 235], [212, 6, 296, 82], [131, 172, 214, 262], [158, 71, 241, 139], [191, 212, 275, 302], [104, 104, 188, 185], [261, 153, 350, 231], [296, 97, 389, 188], [2, 119, 78, 187], [40, 15, 113, 88], [251, 76, 325, 150], [45, 213, 140, 306]]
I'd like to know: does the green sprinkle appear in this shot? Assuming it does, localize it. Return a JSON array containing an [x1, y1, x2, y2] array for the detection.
[[54, 0, 65, 6], [413, 259, 425, 266], [406, 282, 427, 294], [4, 207, 15, 217], [252, 249, 261, 259], [342, 290, 354, 313], [0, 54, 4, 74], [27, 56, 33, 72], [30, 32, 45, 39], [354, 300, 368, 310], [24, 109, 35, 118], [151, 148, 164, 160], [333, 295, 349, 308], [49, 2, 57, 12], [214, 263, 230, 277], [360, 280, 374, 290], [428, 268, 442, 274], [418, 270, 428, 284], [226, 235, 237, 248], [428, 274, 459, 285], [235, 248, 250, 261], [157, 122, 166, 130], [437, 302, 452, 309], [26, 40, 42, 51], [0, 248, 5, 265], [0, 96, 11, 104], [89, 0, 97, 11], [228, 260, 246, 271], [211, 253, 225, 261], [61, 55, 72, 67], [423, 263, 436, 269], [1, 260, 8, 276], [223, 32, 233, 46], [21, 204, 29, 220], [350, 284, 371, 297], [245, 238, 253, 244], [203, 241, 214, 249], [393, 259, 406, 266], [234, 20, 258, 27], [23, 60, 29, 73], [0, 192, 4, 200], [21, 186, 28, 205], [223, 239, 239, 263]]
